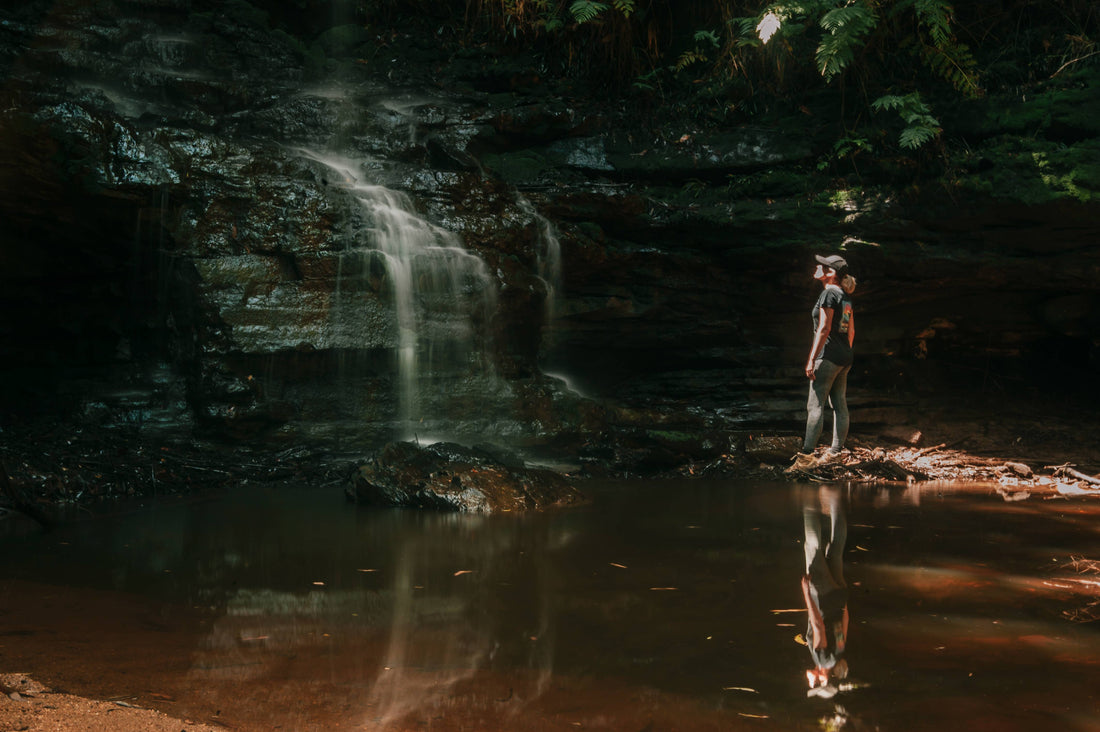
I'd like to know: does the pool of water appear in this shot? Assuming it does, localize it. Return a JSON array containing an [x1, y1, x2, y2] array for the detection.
[[1, 479, 1098, 731]]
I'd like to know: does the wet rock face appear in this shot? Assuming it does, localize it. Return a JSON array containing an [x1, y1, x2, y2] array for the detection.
[[346, 441, 584, 513]]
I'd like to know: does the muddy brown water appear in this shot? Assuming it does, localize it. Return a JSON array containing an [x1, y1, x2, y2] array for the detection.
[[1, 480, 1098, 731]]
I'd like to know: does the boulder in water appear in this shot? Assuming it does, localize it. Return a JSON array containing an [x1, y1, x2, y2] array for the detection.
[[346, 441, 584, 513]]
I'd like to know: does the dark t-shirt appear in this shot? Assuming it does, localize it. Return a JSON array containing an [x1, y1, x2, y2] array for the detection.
[[812, 285, 853, 367]]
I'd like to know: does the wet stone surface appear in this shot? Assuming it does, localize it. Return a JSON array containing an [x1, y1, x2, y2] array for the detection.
[[346, 440, 585, 513]]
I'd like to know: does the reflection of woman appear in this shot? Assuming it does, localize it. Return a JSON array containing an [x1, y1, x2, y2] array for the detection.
[[790, 254, 856, 472], [801, 485, 849, 698]]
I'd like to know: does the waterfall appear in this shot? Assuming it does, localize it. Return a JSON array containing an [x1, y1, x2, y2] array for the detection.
[[515, 195, 584, 395], [517, 196, 562, 323], [302, 151, 495, 439]]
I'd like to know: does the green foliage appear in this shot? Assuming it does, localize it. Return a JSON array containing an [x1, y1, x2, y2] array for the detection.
[[569, 0, 608, 24], [817, 135, 874, 171], [674, 30, 720, 71], [895, 0, 981, 96], [449, 0, 1094, 163], [872, 93, 941, 149], [815, 3, 879, 81], [632, 67, 659, 91], [612, 0, 636, 18], [694, 30, 720, 48], [567, 0, 635, 23], [674, 50, 709, 71]]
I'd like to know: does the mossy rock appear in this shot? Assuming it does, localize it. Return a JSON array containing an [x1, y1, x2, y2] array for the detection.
[[954, 136, 1100, 204]]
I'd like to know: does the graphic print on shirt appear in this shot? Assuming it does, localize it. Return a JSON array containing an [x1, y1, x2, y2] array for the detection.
[[838, 302, 852, 333]]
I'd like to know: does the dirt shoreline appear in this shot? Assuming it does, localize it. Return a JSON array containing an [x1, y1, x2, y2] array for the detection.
[[1, 674, 221, 732]]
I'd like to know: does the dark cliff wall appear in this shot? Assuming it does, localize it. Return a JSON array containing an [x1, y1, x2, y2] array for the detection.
[[0, 0, 1097, 460]]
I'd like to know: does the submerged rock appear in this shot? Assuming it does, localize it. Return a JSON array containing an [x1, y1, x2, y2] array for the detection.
[[346, 441, 584, 513]]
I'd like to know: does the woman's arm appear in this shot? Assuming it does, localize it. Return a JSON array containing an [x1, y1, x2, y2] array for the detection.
[[847, 311, 855, 348], [805, 307, 834, 380]]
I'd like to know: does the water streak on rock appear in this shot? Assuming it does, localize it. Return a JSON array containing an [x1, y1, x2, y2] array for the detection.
[[301, 150, 495, 438]]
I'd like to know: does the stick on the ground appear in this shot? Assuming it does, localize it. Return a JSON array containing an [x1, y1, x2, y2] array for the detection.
[[1048, 464, 1100, 486]]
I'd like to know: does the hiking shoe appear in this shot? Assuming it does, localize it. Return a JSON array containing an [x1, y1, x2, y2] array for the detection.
[[785, 452, 818, 473], [818, 450, 846, 465]]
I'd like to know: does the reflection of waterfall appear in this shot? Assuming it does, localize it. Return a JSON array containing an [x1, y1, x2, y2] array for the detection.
[[367, 532, 487, 726], [365, 516, 558, 728], [302, 151, 495, 437]]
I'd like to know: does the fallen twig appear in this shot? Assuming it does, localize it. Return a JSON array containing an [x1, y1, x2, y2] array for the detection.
[[1048, 464, 1100, 486]]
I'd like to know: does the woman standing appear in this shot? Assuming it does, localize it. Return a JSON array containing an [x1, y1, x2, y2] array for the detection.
[[789, 254, 855, 471]]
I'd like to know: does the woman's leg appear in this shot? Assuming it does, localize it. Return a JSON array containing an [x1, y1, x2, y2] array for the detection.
[[827, 364, 851, 452], [803, 360, 841, 453]]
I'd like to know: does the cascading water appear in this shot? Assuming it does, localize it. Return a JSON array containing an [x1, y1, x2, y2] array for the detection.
[[517, 196, 562, 323], [302, 151, 496, 439], [516, 195, 583, 396]]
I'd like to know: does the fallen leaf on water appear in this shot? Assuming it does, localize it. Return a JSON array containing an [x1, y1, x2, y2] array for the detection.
[[722, 686, 758, 693], [312, 581, 325, 586], [454, 570, 474, 576], [738, 712, 769, 719], [357, 569, 378, 573], [771, 608, 805, 614], [650, 587, 678, 591], [609, 562, 628, 569]]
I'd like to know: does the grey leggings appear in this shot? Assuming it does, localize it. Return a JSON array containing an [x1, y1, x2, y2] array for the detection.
[[803, 359, 851, 453]]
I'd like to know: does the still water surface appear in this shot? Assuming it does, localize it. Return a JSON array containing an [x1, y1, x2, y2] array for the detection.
[[1, 480, 1098, 731]]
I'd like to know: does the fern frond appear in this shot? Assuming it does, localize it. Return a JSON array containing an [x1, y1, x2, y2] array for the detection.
[[569, 0, 608, 24], [815, 3, 878, 81], [612, 0, 635, 18], [899, 124, 939, 149], [922, 41, 981, 96], [913, 0, 953, 48], [729, 16, 757, 39], [871, 94, 907, 112], [694, 29, 720, 48], [872, 92, 941, 149], [819, 5, 876, 34], [675, 50, 708, 71]]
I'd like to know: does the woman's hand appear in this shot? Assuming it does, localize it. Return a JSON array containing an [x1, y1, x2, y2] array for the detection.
[[805, 362, 816, 380]]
